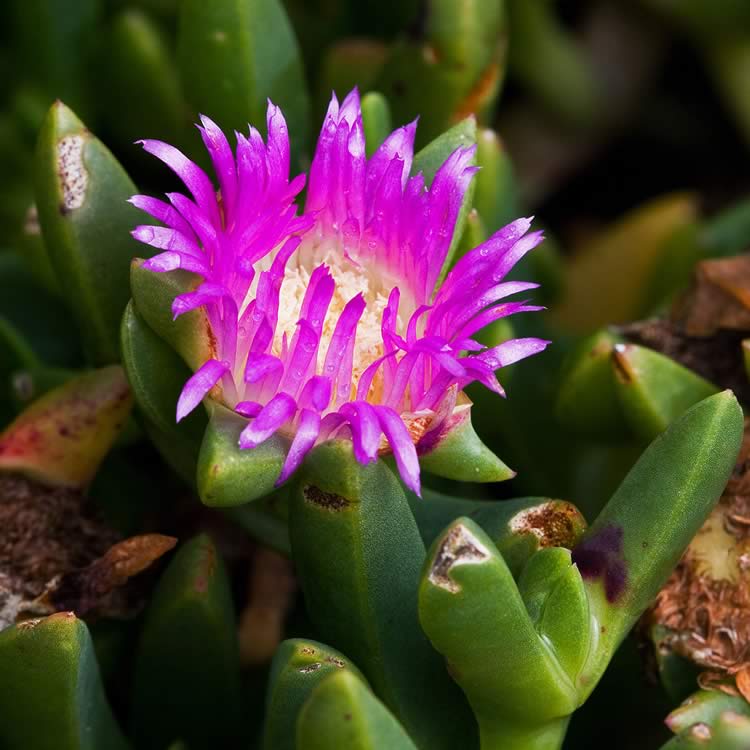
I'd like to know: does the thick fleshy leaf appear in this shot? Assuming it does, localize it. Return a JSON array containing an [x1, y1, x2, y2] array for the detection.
[[474, 127, 519, 233], [0, 613, 130, 750], [296, 671, 418, 750], [0, 315, 41, 417], [33, 101, 143, 364], [375, 0, 507, 147], [555, 329, 628, 440], [0, 366, 133, 488], [289, 441, 476, 750], [130, 259, 214, 372], [264, 639, 366, 750], [103, 9, 186, 147], [666, 690, 750, 735], [120, 300, 206, 482], [648, 625, 701, 704], [419, 516, 577, 746], [130, 535, 244, 749], [661, 710, 750, 749], [9, 0, 99, 121], [0, 228, 82, 369], [551, 193, 699, 334], [417, 408, 515, 483], [574, 391, 743, 697], [360, 91, 392, 157], [178, 0, 310, 166], [197, 403, 288, 506], [409, 489, 586, 577], [612, 343, 720, 442], [17, 204, 61, 297], [223, 489, 291, 555], [319, 42, 387, 118], [507, 0, 599, 128]]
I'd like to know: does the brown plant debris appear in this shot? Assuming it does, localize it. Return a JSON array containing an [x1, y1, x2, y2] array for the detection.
[[645, 420, 750, 691], [619, 256, 750, 406], [0, 473, 174, 629], [34, 534, 177, 616], [672, 256, 750, 337], [0, 474, 117, 601]]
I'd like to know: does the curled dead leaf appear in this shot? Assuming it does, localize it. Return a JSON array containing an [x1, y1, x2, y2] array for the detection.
[[672, 256, 750, 337], [31, 534, 177, 617]]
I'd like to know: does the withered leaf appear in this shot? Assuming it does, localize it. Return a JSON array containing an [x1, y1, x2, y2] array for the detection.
[[672, 256, 750, 337], [37, 534, 177, 616]]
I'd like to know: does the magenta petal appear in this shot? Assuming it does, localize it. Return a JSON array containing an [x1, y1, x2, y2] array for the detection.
[[142, 250, 208, 275], [198, 114, 238, 215], [245, 353, 284, 384], [128, 195, 197, 240], [376, 406, 420, 496], [235, 401, 263, 418], [276, 408, 320, 485], [478, 337, 551, 369], [340, 401, 380, 464], [299, 375, 332, 412], [136, 139, 219, 224], [239, 392, 296, 449], [176, 359, 228, 422]]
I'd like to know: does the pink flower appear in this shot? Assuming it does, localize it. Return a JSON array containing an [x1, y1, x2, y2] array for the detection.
[[130, 89, 548, 495]]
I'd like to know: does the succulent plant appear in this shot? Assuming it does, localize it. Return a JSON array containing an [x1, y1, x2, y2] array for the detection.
[[3, 1, 750, 749]]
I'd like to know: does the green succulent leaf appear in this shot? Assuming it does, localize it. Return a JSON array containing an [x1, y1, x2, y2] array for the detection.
[[418, 408, 515, 483], [506, 0, 599, 128], [289, 440, 476, 750], [612, 343, 720, 442], [555, 329, 628, 440], [263, 639, 366, 750], [376, 0, 506, 147], [178, 0, 311, 166], [104, 9, 186, 147], [319, 41, 387, 116], [409, 489, 586, 577], [0, 252, 82, 368], [296, 670, 419, 750], [661, 711, 750, 749], [419, 516, 576, 746], [667, 690, 750, 735], [130, 535, 245, 749], [121, 300, 206, 482], [129, 260, 213, 373], [223, 489, 290, 554], [33, 101, 143, 365], [197, 403, 288, 506], [361, 90, 393, 157], [649, 625, 702, 704], [474, 127, 519, 233], [576, 391, 743, 695], [10, 0, 100, 121], [0, 613, 130, 750]]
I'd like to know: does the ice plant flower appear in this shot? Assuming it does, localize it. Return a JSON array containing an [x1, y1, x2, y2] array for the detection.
[[130, 89, 549, 495]]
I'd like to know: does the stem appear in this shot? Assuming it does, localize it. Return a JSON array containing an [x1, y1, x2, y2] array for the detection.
[[479, 717, 569, 750]]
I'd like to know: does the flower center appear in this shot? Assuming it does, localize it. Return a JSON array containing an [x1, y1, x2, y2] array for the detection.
[[274, 236, 403, 403]]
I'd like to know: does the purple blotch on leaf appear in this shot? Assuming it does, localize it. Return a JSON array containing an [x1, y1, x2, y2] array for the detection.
[[571, 524, 627, 603]]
